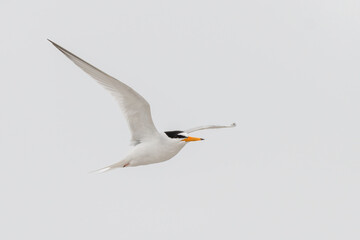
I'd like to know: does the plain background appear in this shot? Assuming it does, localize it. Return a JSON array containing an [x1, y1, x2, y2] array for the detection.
[[1, 0, 359, 239]]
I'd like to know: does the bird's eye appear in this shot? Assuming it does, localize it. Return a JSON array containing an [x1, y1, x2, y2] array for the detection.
[[164, 131, 188, 139]]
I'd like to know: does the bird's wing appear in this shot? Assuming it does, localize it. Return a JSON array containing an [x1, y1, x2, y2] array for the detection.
[[49, 40, 159, 144], [185, 123, 236, 133]]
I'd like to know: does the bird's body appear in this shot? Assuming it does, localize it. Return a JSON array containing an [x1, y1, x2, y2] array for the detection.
[[120, 133, 186, 167], [49, 40, 235, 172]]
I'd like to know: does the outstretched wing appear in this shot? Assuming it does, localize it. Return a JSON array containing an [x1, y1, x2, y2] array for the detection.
[[185, 123, 236, 133], [49, 40, 159, 144]]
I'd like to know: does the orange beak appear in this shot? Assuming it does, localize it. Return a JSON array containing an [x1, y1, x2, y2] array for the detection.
[[181, 136, 204, 142]]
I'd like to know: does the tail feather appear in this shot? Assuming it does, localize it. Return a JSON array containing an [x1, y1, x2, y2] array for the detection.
[[90, 161, 127, 174]]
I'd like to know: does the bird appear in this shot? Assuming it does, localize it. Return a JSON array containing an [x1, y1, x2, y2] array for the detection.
[[48, 40, 236, 173]]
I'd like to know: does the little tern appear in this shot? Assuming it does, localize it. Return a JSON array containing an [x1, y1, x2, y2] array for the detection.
[[49, 40, 236, 172]]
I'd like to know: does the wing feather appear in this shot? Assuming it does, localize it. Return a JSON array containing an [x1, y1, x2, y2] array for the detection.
[[49, 40, 158, 143], [185, 123, 236, 133]]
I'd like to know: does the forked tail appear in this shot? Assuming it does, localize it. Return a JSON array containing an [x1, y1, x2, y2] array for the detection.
[[90, 160, 128, 174]]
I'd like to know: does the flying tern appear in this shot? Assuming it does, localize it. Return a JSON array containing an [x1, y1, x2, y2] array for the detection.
[[49, 40, 236, 173]]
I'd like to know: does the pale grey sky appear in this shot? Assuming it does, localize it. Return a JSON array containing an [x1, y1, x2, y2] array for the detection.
[[1, 0, 360, 239]]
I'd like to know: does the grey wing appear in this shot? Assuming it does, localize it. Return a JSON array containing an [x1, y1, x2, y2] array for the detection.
[[49, 40, 159, 144], [185, 123, 236, 133]]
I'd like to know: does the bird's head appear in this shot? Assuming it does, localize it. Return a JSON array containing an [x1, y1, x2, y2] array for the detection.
[[164, 131, 204, 142]]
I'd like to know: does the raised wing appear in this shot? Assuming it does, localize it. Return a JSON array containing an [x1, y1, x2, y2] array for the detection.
[[185, 123, 236, 133], [49, 40, 159, 144]]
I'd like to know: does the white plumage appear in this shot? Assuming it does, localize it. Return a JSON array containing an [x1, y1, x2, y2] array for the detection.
[[49, 40, 236, 172]]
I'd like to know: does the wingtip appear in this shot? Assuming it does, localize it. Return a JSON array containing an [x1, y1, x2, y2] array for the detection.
[[47, 39, 69, 55], [47, 39, 60, 49], [47, 39, 60, 48]]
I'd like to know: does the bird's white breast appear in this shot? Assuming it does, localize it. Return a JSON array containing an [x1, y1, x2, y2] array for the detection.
[[126, 133, 186, 167]]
